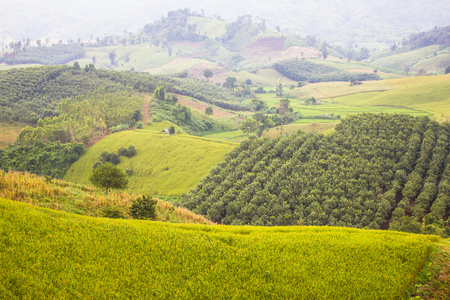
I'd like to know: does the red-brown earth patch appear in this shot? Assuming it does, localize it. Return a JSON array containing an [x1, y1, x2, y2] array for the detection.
[[177, 96, 236, 118]]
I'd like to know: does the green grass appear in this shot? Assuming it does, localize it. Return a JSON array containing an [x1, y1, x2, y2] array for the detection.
[[334, 74, 450, 122], [231, 69, 297, 87], [64, 121, 235, 196], [0, 198, 438, 299], [202, 130, 248, 143], [0, 170, 212, 224], [411, 53, 450, 74], [0, 122, 25, 149], [288, 80, 396, 100], [145, 58, 216, 74], [371, 45, 443, 71], [187, 16, 227, 39], [258, 91, 429, 120]]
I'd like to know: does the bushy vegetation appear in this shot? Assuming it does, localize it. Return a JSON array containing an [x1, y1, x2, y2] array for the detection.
[[0, 142, 84, 178], [183, 114, 450, 235], [221, 15, 266, 52], [405, 25, 450, 50], [273, 59, 380, 83], [17, 89, 144, 145], [152, 101, 233, 135], [0, 198, 436, 299], [0, 65, 158, 124], [156, 76, 251, 111], [64, 125, 235, 196], [142, 8, 205, 43], [0, 169, 212, 224], [1, 44, 85, 65], [129, 195, 157, 220], [0, 65, 244, 139]]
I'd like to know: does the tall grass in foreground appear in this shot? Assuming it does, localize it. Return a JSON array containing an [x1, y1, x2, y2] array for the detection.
[[0, 198, 438, 299], [0, 170, 212, 224]]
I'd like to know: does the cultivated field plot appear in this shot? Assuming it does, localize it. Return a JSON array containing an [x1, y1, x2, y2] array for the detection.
[[177, 96, 236, 118], [0, 198, 437, 299]]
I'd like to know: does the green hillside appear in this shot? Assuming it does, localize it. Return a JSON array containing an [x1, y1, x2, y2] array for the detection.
[[334, 74, 450, 122], [183, 114, 450, 236], [0, 198, 438, 299], [64, 121, 235, 196], [286, 74, 450, 122], [0, 169, 212, 224], [371, 45, 450, 73]]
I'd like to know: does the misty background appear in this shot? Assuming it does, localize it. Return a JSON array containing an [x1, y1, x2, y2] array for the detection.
[[1, 0, 449, 46]]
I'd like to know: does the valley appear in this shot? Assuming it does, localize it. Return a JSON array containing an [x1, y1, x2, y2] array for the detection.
[[1, 5, 450, 298]]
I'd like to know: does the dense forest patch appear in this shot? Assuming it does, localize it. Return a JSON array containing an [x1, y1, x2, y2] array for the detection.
[[183, 114, 450, 236], [0, 142, 84, 178], [273, 58, 380, 83], [1, 44, 85, 65]]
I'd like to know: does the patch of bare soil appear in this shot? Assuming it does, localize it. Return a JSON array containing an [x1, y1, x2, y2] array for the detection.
[[187, 63, 227, 84], [177, 96, 236, 118], [142, 94, 152, 124]]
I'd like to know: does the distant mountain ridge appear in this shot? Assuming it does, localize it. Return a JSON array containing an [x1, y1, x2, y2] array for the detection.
[[1, 0, 449, 46]]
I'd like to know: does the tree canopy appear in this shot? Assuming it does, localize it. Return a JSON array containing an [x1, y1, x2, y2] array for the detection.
[[89, 163, 128, 194]]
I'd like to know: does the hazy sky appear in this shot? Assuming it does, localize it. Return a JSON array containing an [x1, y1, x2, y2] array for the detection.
[[1, 0, 449, 44]]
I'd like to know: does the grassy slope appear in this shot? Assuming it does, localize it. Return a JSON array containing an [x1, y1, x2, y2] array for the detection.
[[231, 69, 297, 87], [0, 198, 438, 299], [334, 74, 450, 122], [145, 58, 216, 74], [187, 16, 227, 39], [0, 123, 25, 149], [288, 80, 396, 99], [260, 89, 428, 120], [412, 53, 450, 74], [371, 45, 447, 71], [64, 121, 235, 196], [0, 169, 212, 224]]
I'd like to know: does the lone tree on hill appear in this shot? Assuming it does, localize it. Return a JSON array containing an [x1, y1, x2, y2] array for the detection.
[[89, 163, 128, 194], [223, 77, 237, 91], [445, 66, 450, 74], [240, 118, 259, 136], [203, 69, 213, 81], [205, 106, 213, 115], [154, 86, 166, 101]]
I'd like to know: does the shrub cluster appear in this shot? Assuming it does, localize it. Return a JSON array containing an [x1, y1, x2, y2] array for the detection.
[[0, 142, 84, 178]]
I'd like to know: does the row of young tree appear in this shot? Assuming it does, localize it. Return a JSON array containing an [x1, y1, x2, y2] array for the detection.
[[182, 114, 450, 236], [273, 59, 380, 83]]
